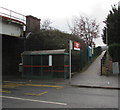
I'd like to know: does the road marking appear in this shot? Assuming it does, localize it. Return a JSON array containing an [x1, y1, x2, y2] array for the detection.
[[25, 84, 63, 88], [24, 91, 48, 96], [0, 90, 11, 93], [3, 83, 63, 89], [2, 83, 24, 88], [0, 95, 67, 106]]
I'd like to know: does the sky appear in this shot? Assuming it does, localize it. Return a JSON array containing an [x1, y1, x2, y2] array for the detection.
[[1, 0, 119, 46]]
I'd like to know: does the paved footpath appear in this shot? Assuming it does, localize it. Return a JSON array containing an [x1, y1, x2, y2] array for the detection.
[[71, 51, 119, 89]]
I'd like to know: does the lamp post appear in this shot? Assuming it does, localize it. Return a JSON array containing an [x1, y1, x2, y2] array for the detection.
[[103, 21, 109, 75], [19, 32, 32, 50], [24, 32, 32, 51], [103, 21, 109, 60], [105, 26, 109, 61], [19, 32, 32, 78]]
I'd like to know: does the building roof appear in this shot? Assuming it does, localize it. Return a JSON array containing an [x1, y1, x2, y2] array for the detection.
[[21, 49, 69, 55]]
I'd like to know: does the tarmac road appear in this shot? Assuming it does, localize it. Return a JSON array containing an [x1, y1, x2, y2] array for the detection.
[[1, 82, 119, 109]]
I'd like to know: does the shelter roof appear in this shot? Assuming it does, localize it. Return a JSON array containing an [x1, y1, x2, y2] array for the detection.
[[21, 49, 69, 55]]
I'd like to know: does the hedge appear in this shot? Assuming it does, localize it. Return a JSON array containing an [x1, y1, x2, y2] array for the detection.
[[108, 43, 120, 62]]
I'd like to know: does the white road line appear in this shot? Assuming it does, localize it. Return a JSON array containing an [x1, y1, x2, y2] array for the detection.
[[0, 95, 67, 106]]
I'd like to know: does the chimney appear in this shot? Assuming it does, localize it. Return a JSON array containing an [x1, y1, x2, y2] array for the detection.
[[26, 15, 41, 33]]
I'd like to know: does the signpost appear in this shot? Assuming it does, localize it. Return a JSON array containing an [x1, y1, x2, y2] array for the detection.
[[69, 40, 80, 84], [74, 41, 80, 51]]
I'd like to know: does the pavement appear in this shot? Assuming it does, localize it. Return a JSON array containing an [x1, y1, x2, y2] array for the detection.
[[2, 51, 120, 90], [70, 51, 120, 89]]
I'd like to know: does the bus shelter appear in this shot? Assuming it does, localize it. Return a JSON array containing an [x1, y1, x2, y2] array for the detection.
[[21, 49, 69, 79]]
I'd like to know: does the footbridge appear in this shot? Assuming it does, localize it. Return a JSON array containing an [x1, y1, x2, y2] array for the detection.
[[0, 7, 25, 37]]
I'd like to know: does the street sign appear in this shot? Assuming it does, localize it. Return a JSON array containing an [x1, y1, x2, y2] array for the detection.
[[74, 41, 80, 51]]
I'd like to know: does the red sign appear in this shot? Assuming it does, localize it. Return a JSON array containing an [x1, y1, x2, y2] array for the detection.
[[74, 41, 80, 50]]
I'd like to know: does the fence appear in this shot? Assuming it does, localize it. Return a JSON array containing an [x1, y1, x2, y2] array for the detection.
[[72, 47, 102, 73]]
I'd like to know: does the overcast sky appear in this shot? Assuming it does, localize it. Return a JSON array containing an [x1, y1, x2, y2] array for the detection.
[[1, 0, 119, 46]]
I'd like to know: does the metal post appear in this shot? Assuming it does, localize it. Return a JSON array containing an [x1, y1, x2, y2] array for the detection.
[[69, 40, 72, 84], [24, 32, 32, 51], [20, 32, 32, 79], [101, 59, 102, 76], [106, 27, 109, 76], [106, 27, 108, 61], [103, 21, 108, 61]]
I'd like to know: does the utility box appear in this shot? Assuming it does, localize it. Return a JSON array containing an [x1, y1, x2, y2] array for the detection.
[[21, 49, 69, 79], [112, 62, 119, 74]]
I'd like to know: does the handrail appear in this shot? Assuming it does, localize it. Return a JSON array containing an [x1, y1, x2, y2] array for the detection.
[[0, 7, 26, 24]]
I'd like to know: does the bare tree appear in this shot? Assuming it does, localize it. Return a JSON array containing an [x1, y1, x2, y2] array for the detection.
[[68, 16, 100, 45], [41, 19, 52, 30]]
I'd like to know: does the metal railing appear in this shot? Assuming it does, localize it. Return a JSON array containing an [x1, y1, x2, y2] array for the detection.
[[0, 7, 26, 24]]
